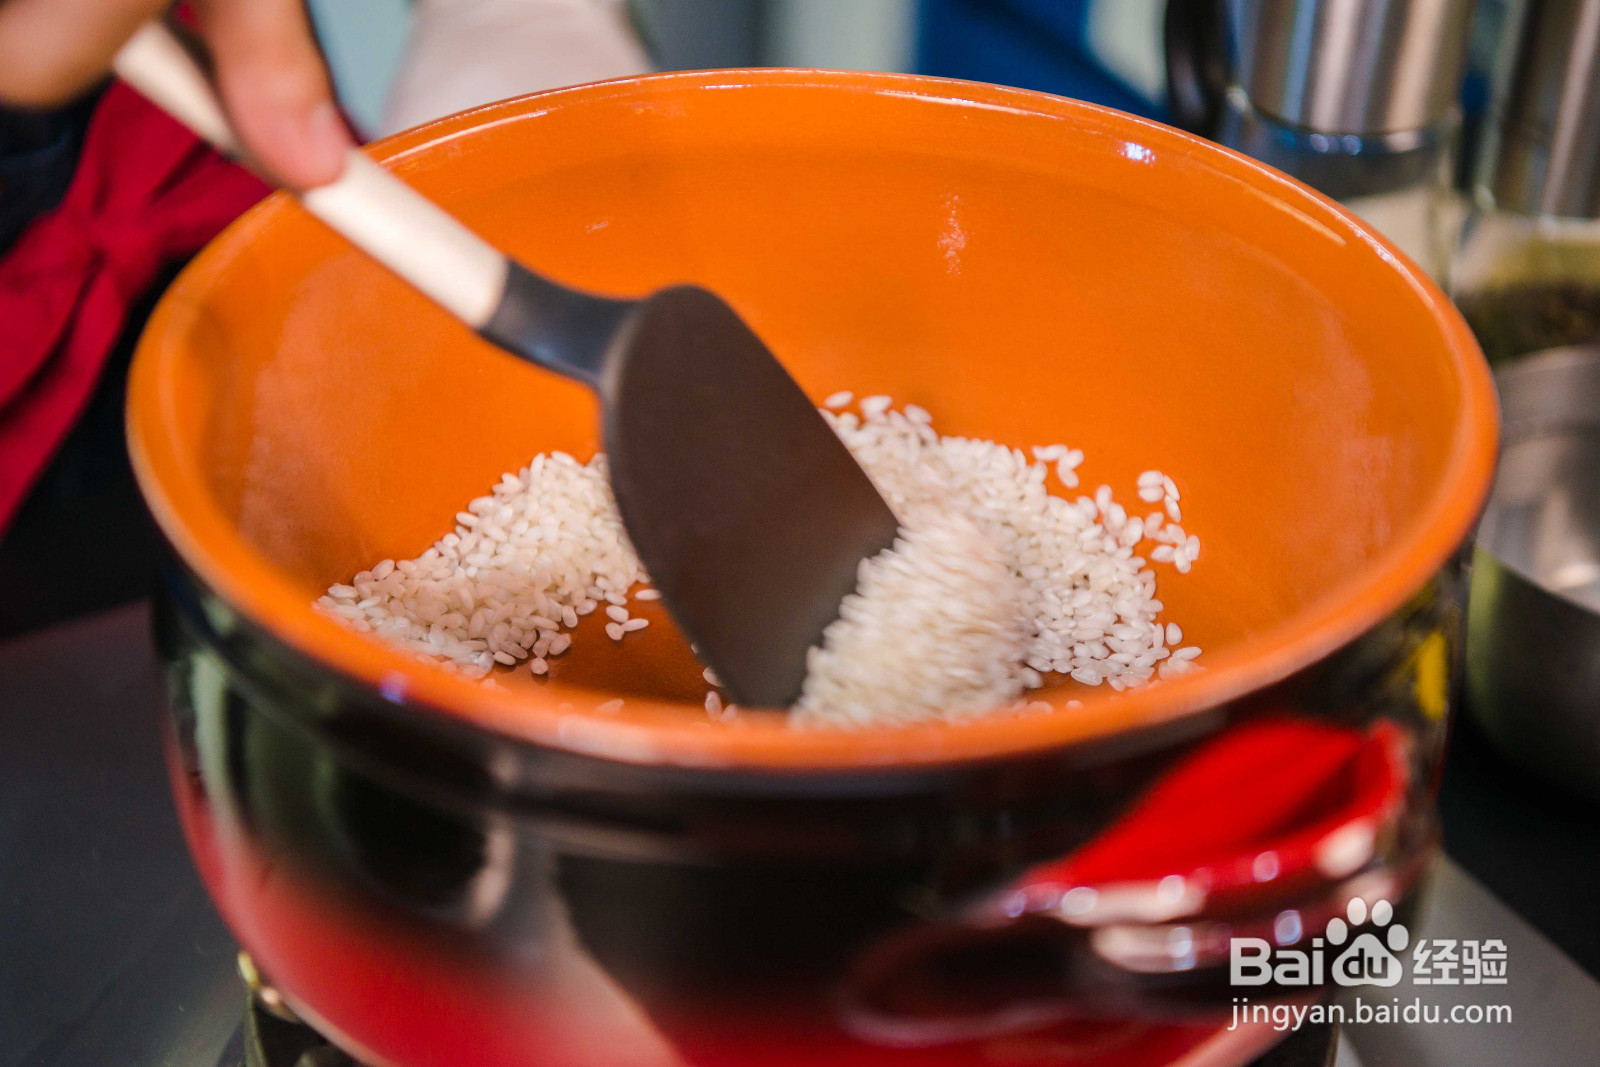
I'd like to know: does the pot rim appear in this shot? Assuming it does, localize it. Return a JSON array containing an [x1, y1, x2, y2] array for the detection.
[[127, 68, 1499, 772]]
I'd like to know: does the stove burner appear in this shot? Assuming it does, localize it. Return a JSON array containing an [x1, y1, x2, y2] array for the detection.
[[233, 956, 1337, 1067], [238, 953, 357, 1067], [244, 998, 358, 1067]]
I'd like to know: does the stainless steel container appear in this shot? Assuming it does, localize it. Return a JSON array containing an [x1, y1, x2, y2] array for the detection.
[[1166, 0, 1476, 278], [1484, 0, 1600, 219], [1454, 1, 1600, 364], [1228, 0, 1473, 137], [1467, 345, 1600, 799]]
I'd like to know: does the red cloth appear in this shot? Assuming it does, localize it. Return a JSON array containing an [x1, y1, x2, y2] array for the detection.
[[0, 81, 267, 532]]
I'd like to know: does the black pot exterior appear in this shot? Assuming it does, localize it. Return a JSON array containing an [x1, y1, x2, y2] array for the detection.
[[155, 548, 1465, 1067]]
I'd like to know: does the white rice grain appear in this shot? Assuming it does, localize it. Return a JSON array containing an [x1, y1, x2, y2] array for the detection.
[[318, 396, 1202, 726], [792, 512, 1031, 728]]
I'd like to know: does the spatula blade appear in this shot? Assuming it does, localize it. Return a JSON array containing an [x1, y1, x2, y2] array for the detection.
[[601, 286, 900, 709]]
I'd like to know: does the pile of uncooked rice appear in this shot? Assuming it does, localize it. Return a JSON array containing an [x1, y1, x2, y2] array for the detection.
[[790, 511, 1031, 728], [316, 395, 1202, 727]]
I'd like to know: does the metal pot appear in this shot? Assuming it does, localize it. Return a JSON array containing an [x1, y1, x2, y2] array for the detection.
[[129, 70, 1497, 1067], [1467, 346, 1600, 800]]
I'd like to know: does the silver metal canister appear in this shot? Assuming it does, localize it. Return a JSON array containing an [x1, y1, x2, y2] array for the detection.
[[1168, 0, 1476, 277], [1456, 1, 1600, 363], [1467, 346, 1600, 801]]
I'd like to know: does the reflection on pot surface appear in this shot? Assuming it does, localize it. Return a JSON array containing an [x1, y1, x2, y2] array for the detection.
[[158, 554, 1459, 1067]]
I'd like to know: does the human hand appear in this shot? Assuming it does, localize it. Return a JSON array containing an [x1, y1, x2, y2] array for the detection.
[[0, 0, 350, 187]]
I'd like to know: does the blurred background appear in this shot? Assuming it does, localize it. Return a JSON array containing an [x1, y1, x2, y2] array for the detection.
[[306, 0, 1228, 134], [0, 0, 1540, 651]]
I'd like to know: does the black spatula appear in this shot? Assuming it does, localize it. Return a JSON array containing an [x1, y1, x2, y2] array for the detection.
[[115, 22, 898, 708]]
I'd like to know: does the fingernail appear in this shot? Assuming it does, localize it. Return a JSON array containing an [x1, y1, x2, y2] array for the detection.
[[302, 100, 353, 186]]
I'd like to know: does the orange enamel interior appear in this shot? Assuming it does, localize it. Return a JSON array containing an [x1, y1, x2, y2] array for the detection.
[[127, 71, 1497, 770]]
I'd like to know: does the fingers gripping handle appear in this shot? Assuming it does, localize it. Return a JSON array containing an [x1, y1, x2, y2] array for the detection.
[[112, 22, 508, 329]]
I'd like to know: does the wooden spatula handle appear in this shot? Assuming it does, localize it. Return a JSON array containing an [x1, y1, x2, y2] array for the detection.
[[112, 21, 509, 329]]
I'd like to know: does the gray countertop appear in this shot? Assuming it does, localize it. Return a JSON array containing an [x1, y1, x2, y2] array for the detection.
[[1, 603, 1595, 1067], [1338, 859, 1600, 1065]]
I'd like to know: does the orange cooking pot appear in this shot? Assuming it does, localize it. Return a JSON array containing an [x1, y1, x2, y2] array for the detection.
[[130, 71, 1496, 1067]]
